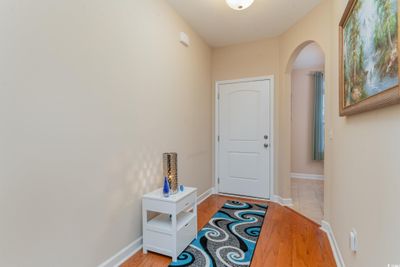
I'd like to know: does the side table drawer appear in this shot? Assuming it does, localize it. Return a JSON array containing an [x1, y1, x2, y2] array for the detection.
[[144, 198, 175, 214], [176, 192, 196, 214], [176, 216, 197, 254], [144, 229, 173, 256]]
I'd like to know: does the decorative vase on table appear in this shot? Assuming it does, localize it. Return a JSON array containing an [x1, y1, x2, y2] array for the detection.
[[162, 176, 170, 198], [163, 152, 178, 195]]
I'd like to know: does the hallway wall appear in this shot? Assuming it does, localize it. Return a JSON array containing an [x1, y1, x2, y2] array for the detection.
[[213, 0, 400, 266], [329, 0, 400, 266], [291, 67, 324, 176], [0, 1, 212, 266], [281, 0, 400, 266]]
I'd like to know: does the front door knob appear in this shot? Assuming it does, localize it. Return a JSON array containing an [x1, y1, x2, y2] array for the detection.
[[264, 144, 269, 148]]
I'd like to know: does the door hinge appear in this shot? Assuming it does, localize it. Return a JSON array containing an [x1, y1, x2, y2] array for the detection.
[[217, 92, 220, 100], [217, 135, 220, 142], [218, 177, 220, 184]]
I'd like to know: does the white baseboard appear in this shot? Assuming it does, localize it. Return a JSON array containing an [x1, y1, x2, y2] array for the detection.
[[320, 220, 345, 267], [98, 237, 143, 267], [291, 172, 324, 180], [197, 187, 216, 204], [98, 187, 215, 267], [211, 187, 217, 194], [271, 195, 293, 207]]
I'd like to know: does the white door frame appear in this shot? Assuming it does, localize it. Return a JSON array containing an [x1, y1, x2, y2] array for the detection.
[[214, 75, 275, 199]]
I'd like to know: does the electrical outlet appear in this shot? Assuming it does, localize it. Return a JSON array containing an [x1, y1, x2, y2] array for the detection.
[[350, 229, 358, 252]]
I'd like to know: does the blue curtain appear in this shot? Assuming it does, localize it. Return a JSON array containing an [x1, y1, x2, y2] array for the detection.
[[313, 72, 324, 161]]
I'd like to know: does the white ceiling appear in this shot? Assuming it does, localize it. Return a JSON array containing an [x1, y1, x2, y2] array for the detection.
[[292, 42, 325, 70], [166, 0, 322, 47]]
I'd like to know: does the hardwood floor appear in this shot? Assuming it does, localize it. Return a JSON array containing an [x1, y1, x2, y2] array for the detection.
[[121, 194, 336, 267]]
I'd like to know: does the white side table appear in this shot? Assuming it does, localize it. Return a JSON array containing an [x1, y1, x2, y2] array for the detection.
[[142, 187, 197, 261]]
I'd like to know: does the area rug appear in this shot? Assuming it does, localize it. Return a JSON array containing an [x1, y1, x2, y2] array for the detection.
[[169, 200, 268, 267]]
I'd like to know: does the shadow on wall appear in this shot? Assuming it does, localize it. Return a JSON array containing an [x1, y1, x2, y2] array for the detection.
[[94, 143, 163, 258]]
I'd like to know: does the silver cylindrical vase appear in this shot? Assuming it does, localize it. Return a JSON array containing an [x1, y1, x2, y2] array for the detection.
[[163, 152, 178, 194]]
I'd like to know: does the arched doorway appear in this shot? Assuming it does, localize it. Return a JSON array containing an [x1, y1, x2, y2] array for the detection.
[[288, 41, 325, 223]]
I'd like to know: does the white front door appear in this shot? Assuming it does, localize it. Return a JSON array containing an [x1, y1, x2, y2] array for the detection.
[[218, 79, 271, 199]]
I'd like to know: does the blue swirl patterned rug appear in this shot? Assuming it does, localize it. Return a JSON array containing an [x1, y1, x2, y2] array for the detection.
[[169, 200, 268, 267]]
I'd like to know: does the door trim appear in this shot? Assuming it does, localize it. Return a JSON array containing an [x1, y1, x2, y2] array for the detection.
[[214, 75, 275, 199]]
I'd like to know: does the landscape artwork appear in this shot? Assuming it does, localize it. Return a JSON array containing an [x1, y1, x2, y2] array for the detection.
[[340, 0, 400, 115]]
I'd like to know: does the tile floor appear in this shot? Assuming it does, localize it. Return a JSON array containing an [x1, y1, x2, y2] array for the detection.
[[291, 178, 324, 223]]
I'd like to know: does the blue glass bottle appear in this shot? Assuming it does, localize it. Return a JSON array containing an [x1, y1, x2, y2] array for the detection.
[[163, 176, 170, 197]]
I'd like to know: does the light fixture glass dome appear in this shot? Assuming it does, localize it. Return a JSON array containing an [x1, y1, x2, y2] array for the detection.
[[225, 0, 254, 10]]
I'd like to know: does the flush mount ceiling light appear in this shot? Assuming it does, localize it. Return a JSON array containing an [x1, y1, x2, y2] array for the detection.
[[225, 0, 254, 10]]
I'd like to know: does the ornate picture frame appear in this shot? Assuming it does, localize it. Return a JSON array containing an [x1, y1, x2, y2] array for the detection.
[[339, 0, 400, 116]]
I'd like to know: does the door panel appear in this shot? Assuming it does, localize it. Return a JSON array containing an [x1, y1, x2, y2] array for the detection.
[[218, 79, 270, 199], [227, 90, 259, 140], [228, 152, 259, 179]]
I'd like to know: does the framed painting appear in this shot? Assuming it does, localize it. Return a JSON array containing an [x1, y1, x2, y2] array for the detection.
[[339, 0, 400, 116]]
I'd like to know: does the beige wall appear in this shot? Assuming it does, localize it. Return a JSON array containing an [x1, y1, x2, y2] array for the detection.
[[281, 0, 400, 265], [212, 38, 280, 81], [329, 0, 400, 266], [0, 0, 212, 266], [291, 67, 324, 175], [213, 0, 400, 265]]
